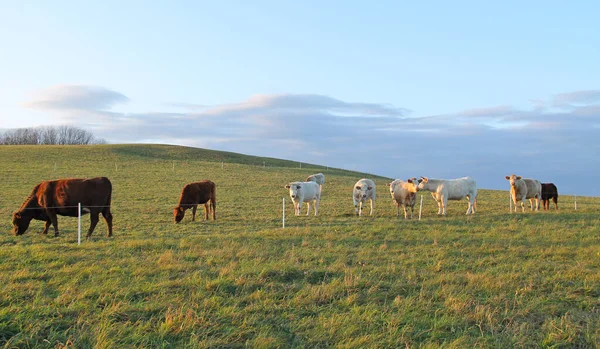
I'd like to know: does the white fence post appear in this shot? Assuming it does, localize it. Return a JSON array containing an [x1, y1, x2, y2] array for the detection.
[[419, 195, 423, 220], [574, 195, 577, 210], [221, 161, 224, 169], [78, 203, 81, 245], [282, 197, 285, 229]]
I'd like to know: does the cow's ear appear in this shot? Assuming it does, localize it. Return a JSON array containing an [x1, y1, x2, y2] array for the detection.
[[505, 176, 510, 180], [285, 184, 290, 189], [407, 178, 413, 183], [296, 185, 301, 189], [412, 177, 417, 181], [367, 186, 373, 190], [517, 176, 522, 180], [422, 177, 428, 183], [386, 182, 391, 187]]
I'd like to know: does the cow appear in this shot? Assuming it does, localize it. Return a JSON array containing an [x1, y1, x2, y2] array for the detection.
[[541, 182, 558, 210], [386, 178, 419, 219], [174, 180, 216, 223], [353, 178, 376, 216], [417, 176, 477, 215], [11, 177, 113, 238], [285, 181, 321, 216], [505, 174, 542, 213], [306, 173, 325, 192]]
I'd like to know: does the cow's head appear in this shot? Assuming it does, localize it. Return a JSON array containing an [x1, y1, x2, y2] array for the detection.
[[406, 177, 419, 193], [173, 206, 185, 224], [11, 211, 31, 235], [417, 177, 428, 190], [505, 174, 522, 187], [355, 184, 373, 200], [285, 183, 302, 199]]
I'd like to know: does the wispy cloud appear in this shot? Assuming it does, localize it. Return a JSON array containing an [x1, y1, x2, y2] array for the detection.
[[24, 85, 129, 111]]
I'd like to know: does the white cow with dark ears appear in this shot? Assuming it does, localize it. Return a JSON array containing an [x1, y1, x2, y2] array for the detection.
[[285, 181, 321, 216]]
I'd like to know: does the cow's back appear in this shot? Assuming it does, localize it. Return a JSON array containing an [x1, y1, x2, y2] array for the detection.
[[541, 183, 558, 199], [523, 179, 541, 199], [38, 177, 111, 208], [303, 181, 321, 199], [179, 180, 216, 206]]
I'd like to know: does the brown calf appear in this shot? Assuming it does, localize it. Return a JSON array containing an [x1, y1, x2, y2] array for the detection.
[[174, 180, 216, 223]]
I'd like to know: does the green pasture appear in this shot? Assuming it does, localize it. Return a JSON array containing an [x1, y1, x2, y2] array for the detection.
[[0, 144, 598, 348]]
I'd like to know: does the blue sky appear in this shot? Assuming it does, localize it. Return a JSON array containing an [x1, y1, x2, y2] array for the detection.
[[1, 1, 599, 195]]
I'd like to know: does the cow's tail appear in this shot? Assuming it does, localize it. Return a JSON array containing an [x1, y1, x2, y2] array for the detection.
[[211, 182, 217, 220], [102, 177, 113, 215]]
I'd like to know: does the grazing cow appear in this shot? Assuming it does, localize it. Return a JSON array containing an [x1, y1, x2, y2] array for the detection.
[[353, 178, 376, 216], [12, 177, 113, 238], [174, 180, 216, 223], [505, 174, 542, 213], [285, 181, 321, 216], [386, 178, 419, 219], [541, 182, 559, 210], [417, 176, 477, 215], [306, 173, 325, 192]]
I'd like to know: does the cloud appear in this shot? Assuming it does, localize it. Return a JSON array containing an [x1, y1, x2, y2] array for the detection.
[[24, 85, 129, 111], [20, 87, 600, 196], [553, 90, 600, 108]]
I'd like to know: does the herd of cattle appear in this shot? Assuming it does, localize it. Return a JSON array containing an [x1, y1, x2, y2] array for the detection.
[[10, 173, 559, 239]]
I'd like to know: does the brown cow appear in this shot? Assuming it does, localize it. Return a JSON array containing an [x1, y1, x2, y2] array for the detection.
[[12, 177, 113, 238], [174, 180, 216, 223], [541, 183, 558, 210]]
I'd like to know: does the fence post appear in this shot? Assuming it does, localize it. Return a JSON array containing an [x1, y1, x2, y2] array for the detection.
[[574, 195, 577, 210], [282, 197, 285, 229], [78, 203, 81, 245], [509, 191, 513, 213], [221, 161, 224, 169], [419, 195, 423, 220]]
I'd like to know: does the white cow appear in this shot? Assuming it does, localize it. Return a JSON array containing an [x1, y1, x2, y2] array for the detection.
[[306, 173, 325, 192], [387, 178, 419, 219], [417, 176, 477, 215], [285, 181, 321, 216], [353, 178, 376, 216], [505, 174, 542, 213]]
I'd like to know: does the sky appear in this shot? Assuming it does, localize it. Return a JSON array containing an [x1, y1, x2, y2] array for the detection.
[[1, 1, 599, 196]]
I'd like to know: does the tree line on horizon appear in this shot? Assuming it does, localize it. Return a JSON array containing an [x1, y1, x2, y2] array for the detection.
[[0, 125, 106, 145]]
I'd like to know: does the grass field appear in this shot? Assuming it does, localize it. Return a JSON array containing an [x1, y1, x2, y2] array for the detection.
[[0, 144, 599, 348]]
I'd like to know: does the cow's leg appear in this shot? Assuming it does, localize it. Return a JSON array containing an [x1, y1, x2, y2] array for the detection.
[[553, 196, 558, 210], [369, 199, 374, 216], [191, 205, 197, 221], [441, 197, 448, 215], [520, 197, 526, 212], [403, 205, 409, 219], [102, 208, 113, 237], [306, 201, 311, 216], [86, 213, 100, 239], [396, 204, 400, 217], [47, 210, 60, 237], [203, 203, 209, 220], [297, 201, 303, 216], [314, 199, 319, 216], [42, 220, 51, 235]]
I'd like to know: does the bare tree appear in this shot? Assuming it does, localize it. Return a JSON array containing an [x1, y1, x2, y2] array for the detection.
[[0, 125, 103, 145]]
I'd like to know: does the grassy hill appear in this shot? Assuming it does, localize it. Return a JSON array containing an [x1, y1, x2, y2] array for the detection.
[[0, 144, 599, 348]]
